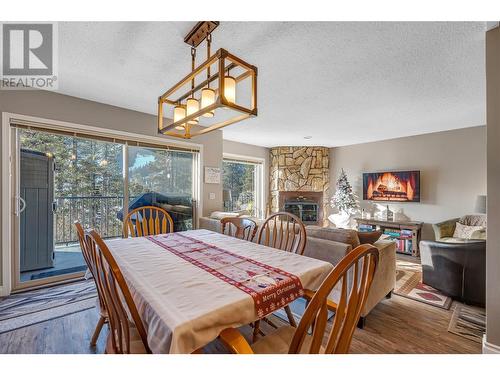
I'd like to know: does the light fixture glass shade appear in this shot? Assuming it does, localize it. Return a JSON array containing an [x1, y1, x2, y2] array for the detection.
[[224, 76, 236, 104], [173, 105, 186, 130], [201, 88, 216, 117], [186, 98, 199, 124]]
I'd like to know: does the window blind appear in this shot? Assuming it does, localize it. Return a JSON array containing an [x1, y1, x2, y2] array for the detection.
[[9, 118, 200, 153]]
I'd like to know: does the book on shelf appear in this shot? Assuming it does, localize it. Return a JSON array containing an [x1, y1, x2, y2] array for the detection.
[[382, 229, 413, 254], [358, 224, 375, 232]]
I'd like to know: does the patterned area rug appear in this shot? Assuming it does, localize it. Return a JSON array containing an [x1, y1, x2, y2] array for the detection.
[[0, 280, 97, 334], [448, 303, 486, 343], [394, 260, 452, 310]]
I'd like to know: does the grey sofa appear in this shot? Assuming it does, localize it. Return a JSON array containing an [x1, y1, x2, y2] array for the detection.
[[199, 216, 396, 326]]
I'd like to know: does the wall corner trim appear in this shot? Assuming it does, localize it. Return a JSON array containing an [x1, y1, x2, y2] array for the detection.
[[483, 336, 500, 354]]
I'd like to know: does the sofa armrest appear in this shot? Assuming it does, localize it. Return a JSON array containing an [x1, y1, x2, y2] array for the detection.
[[360, 240, 397, 317], [198, 216, 222, 233], [432, 218, 459, 241], [303, 237, 352, 266], [419, 240, 486, 305]]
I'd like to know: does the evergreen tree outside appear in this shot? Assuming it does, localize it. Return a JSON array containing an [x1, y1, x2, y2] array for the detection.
[[331, 168, 359, 214], [18, 129, 194, 243], [222, 160, 256, 215]]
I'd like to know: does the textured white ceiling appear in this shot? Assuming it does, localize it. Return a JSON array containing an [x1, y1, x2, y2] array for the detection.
[[57, 22, 487, 147]]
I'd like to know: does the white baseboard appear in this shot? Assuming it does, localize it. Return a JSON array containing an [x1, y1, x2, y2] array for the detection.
[[483, 336, 500, 354]]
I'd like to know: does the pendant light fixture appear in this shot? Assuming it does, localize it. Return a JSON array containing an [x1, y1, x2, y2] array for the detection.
[[158, 21, 258, 139], [186, 45, 199, 126]]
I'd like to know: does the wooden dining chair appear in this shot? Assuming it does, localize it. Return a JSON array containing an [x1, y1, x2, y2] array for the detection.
[[253, 212, 307, 337], [219, 244, 379, 354], [122, 205, 174, 238], [256, 212, 307, 255], [85, 229, 151, 354], [221, 217, 258, 242], [74, 221, 108, 347]]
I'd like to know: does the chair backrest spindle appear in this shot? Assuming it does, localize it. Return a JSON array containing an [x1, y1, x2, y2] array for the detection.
[[220, 217, 258, 241], [256, 212, 306, 255], [288, 244, 379, 354], [123, 205, 174, 238], [85, 229, 151, 354]]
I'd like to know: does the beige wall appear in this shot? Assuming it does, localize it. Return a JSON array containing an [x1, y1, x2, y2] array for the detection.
[[0, 90, 267, 291], [486, 27, 500, 350], [329, 126, 487, 240], [223, 139, 270, 212]]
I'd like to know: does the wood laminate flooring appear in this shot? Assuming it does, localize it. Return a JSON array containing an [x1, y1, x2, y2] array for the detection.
[[0, 291, 481, 354]]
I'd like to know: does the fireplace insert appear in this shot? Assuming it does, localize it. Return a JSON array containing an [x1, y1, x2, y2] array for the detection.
[[284, 197, 319, 224]]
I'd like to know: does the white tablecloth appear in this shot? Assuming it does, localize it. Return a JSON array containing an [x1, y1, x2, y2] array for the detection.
[[105, 229, 333, 353]]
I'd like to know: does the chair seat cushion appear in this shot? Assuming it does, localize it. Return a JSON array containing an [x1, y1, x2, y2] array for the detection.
[[251, 326, 322, 354]]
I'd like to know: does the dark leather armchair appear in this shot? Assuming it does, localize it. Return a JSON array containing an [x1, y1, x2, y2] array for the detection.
[[419, 240, 485, 306]]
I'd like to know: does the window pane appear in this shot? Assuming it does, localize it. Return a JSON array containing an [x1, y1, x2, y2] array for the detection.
[[222, 160, 257, 216], [127, 146, 194, 231]]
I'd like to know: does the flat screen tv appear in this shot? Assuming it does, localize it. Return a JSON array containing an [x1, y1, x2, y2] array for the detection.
[[363, 171, 420, 202]]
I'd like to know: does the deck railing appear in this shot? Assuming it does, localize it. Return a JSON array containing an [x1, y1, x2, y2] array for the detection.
[[54, 196, 128, 245], [54, 195, 196, 245]]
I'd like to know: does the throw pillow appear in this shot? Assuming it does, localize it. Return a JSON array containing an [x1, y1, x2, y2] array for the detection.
[[357, 230, 382, 245], [453, 222, 486, 239]]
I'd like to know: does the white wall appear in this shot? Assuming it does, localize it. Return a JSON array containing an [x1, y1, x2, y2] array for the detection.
[[329, 126, 486, 240], [485, 26, 500, 352]]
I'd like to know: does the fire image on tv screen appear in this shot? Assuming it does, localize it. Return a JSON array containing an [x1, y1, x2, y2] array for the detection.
[[363, 171, 420, 202]]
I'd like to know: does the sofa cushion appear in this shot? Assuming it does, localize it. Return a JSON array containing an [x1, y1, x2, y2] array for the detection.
[[306, 227, 360, 249], [439, 237, 470, 243], [453, 222, 486, 240], [470, 228, 487, 240], [357, 230, 382, 245], [209, 211, 241, 220]]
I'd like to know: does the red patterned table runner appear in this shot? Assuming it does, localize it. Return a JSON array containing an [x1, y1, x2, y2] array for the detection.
[[146, 232, 304, 318]]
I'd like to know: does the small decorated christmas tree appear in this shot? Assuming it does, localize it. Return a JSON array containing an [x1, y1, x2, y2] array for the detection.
[[331, 168, 358, 214]]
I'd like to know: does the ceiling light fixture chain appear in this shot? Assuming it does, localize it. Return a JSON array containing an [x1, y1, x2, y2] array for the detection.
[[190, 44, 196, 92], [206, 32, 212, 87]]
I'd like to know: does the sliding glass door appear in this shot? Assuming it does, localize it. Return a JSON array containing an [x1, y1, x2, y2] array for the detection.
[[10, 124, 199, 290], [127, 145, 195, 231], [13, 128, 124, 287]]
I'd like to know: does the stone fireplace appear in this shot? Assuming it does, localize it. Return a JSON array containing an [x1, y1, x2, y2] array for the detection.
[[269, 147, 330, 226]]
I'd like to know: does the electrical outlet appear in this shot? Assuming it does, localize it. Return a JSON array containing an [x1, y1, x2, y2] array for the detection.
[[209, 192, 216, 200]]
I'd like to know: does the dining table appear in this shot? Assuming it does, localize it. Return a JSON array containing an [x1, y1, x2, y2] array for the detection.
[[105, 229, 334, 354]]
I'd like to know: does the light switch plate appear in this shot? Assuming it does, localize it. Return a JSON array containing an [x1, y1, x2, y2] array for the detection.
[[209, 192, 216, 200]]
